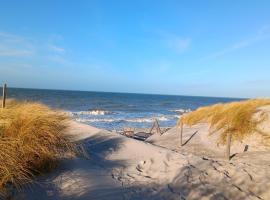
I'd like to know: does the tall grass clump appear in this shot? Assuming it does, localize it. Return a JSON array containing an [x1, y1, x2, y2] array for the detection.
[[177, 99, 270, 144], [0, 100, 74, 196]]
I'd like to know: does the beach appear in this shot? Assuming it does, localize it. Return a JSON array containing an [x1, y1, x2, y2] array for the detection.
[[13, 118, 270, 200], [2, 89, 270, 200], [2, 1, 270, 199]]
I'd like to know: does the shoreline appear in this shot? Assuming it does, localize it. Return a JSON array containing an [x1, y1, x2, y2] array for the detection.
[[8, 87, 243, 132]]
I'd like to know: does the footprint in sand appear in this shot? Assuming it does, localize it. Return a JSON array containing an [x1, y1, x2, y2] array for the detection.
[[136, 160, 154, 173], [136, 160, 146, 172]]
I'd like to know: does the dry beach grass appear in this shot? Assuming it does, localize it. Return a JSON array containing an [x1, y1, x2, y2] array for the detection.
[[178, 99, 270, 145], [0, 100, 75, 196]]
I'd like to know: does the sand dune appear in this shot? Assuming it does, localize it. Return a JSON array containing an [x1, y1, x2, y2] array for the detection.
[[13, 119, 270, 200]]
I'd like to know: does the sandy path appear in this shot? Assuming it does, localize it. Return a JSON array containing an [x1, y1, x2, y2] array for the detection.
[[12, 121, 270, 200]]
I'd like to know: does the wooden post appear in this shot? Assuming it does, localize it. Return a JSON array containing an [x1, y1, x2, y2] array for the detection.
[[226, 133, 232, 160], [155, 119, 161, 135], [149, 121, 155, 134], [180, 122, 183, 146], [149, 119, 161, 135], [2, 83, 7, 108]]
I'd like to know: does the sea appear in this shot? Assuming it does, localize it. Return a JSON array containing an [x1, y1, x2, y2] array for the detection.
[[7, 88, 243, 131]]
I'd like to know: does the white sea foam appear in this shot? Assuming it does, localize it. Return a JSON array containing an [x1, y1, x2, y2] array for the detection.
[[75, 116, 171, 123], [170, 109, 191, 113], [75, 118, 116, 123], [126, 116, 169, 123], [72, 110, 111, 116]]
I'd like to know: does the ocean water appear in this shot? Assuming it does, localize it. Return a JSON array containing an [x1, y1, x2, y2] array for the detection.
[[7, 88, 243, 130]]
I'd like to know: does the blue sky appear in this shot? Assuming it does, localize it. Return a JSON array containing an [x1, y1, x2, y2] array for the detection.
[[0, 0, 269, 98]]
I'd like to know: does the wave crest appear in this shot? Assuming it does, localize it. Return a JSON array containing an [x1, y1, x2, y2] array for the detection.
[[75, 116, 171, 123], [72, 110, 111, 116], [170, 108, 191, 113]]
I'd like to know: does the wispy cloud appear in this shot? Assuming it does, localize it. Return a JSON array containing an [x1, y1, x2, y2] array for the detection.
[[0, 31, 72, 66], [0, 31, 34, 57], [46, 34, 70, 64], [204, 25, 270, 60], [0, 32, 25, 42], [48, 44, 65, 53], [47, 43, 69, 65], [0, 48, 33, 56]]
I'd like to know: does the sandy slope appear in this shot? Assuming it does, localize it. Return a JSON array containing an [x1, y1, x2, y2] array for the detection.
[[13, 121, 270, 200], [147, 105, 270, 158]]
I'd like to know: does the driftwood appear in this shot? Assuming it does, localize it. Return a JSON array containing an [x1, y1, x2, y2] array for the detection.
[[122, 127, 135, 137], [121, 119, 169, 141], [2, 83, 7, 108]]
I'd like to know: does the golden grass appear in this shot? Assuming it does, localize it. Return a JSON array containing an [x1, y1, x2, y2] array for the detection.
[[0, 100, 74, 196], [177, 99, 270, 144]]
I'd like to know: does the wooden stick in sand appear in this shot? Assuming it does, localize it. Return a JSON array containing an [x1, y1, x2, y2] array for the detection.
[[2, 83, 7, 108], [226, 133, 232, 160], [149, 119, 161, 135], [155, 119, 161, 135], [149, 121, 155, 134], [180, 122, 183, 146]]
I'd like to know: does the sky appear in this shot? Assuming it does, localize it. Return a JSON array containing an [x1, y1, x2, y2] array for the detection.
[[0, 0, 270, 98]]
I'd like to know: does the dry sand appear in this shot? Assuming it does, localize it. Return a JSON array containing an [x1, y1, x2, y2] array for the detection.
[[13, 117, 270, 200]]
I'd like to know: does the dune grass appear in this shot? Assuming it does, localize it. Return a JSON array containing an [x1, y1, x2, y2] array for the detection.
[[0, 99, 74, 196], [177, 99, 270, 144]]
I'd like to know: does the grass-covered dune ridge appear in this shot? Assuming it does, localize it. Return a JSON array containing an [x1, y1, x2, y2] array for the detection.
[[177, 99, 270, 144], [0, 100, 74, 196]]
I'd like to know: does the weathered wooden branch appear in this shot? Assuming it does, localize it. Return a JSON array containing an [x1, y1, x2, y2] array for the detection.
[[122, 127, 135, 137], [2, 83, 7, 108]]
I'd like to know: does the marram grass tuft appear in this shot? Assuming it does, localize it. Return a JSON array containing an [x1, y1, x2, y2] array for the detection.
[[177, 99, 270, 144], [0, 100, 75, 196]]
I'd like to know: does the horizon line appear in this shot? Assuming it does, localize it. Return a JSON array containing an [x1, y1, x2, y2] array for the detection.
[[5, 86, 247, 100]]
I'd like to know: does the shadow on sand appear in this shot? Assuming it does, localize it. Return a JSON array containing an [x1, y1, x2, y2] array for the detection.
[[9, 131, 265, 200], [11, 133, 129, 200]]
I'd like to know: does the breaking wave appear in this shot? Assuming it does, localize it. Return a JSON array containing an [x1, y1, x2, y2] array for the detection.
[[170, 108, 191, 113], [71, 110, 111, 116], [74, 116, 171, 123]]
